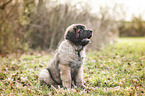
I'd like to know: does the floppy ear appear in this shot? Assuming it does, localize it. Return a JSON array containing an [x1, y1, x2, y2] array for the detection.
[[65, 31, 78, 44]]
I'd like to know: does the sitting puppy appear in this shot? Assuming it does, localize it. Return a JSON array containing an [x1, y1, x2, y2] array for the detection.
[[39, 24, 92, 89]]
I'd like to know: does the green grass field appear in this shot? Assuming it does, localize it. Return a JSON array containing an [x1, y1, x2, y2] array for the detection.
[[0, 37, 145, 96]]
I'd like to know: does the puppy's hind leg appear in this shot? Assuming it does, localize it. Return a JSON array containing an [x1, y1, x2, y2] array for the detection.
[[39, 69, 57, 87]]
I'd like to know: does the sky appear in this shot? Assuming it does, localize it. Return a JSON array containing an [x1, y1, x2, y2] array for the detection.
[[57, 0, 145, 21]]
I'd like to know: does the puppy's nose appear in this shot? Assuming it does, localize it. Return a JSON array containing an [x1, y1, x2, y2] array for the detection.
[[89, 30, 92, 33]]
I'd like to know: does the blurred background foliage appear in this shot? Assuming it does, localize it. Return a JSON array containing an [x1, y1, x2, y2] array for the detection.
[[119, 15, 145, 37], [0, 0, 145, 54]]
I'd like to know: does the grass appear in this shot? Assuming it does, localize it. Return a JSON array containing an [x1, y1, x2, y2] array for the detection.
[[0, 37, 145, 95]]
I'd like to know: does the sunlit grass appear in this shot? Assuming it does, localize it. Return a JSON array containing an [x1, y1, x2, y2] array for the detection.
[[0, 37, 145, 95]]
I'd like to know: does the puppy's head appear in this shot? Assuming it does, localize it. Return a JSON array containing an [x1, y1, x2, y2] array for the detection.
[[65, 24, 93, 46]]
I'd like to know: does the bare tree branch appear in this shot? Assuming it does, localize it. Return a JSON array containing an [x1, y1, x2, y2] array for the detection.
[[0, 0, 12, 10]]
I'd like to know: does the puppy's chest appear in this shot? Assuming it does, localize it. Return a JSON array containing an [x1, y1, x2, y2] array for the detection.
[[69, 51, 84, 68]]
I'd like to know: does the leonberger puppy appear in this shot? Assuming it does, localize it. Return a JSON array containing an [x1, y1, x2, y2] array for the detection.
[[39, 24, 92, 89]]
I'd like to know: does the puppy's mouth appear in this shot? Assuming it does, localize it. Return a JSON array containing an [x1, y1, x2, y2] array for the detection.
[[81, 34, 92, 42], [88, 35, 92, 39], [79, 31, 92, 46], [81, 38, 91, 43]]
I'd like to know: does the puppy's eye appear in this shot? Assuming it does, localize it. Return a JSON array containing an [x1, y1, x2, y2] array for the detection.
[[79, 29, 83, 33], [81, 26, 86, 29], [73, 28, 76, 31]]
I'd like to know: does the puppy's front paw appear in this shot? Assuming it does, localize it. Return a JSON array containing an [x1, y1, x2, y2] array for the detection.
[[62, 81, 71, 89]]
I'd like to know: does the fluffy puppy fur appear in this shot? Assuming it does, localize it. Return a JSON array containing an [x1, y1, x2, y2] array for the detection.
[[39, 24, 92, 89]]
